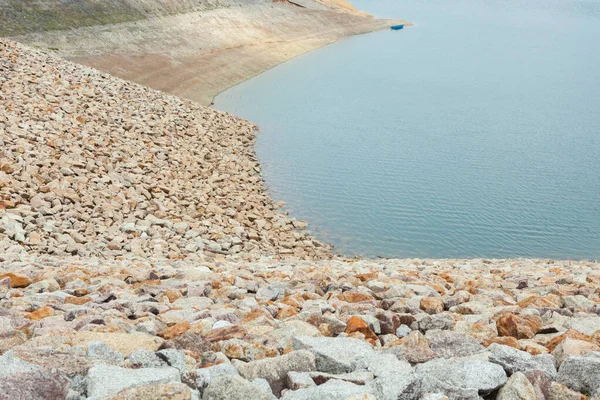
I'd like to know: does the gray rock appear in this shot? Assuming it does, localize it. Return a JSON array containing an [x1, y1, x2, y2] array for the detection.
[[286, 371, 315, 390], [426, 331, 485, 359], [86, 364, 180, 399], [252, 378, 277, 400], [157, 348, 187, 373], [366, 353, 420, 400], [128, 349, 165, 368], [418, 314, 455, 332], [565, 316, 600, 336], [234, 350, 315, 395], [0, 351, 39, 377], [196, 362, 240, 394], [496, 372, 536, 400], [488, 344, 557, 379], [292, 336, 374, 374], [87, 341, 124, 363], [556, 351, 600, 394], [396, 325, 412, 338], [281, 379, 375, 400], [202, 374, 273, 400], [309, 370, 374, 386], [416, 359, 507, 400]]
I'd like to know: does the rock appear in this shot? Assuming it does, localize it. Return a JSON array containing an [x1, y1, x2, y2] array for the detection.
[[86, 364, 181, 399], [204, 325, 247, 343], [365, 353, 420, 400], [292, 336, 374, 374], [72, 332, 164, 356], [280, 379, 374, 400], [0, 351, 70, 400], [158, 322, 191, 340], [11, 348, 93, 376], [562, 295, 596, 312], [309, 370, 373, 386], [234, 350, 315, 395], [556, 352, 600, 394], [286, 371, 315, 390], [552, 337, 600, 365], [426, 330, 485, 359], [196, 362, 240, 393], [399, 331, 436, 364], [162, 332, 212, 355], [416, 359, 507, 399], [420, 297, 445, 315], [496, 314, 542, 339], [344, 316, 378, 342], [488, 344, 557, 379], [201, 374, 272, 400], [0, 369, 71, 400], [396, 325, 412, 338], [566, 317, 600, 336], [128, 350, 165, 368], [523, 370, 550, 400], [548, 382, 587, 400], [0, 272, 31, 288], [106, 382, 194, 400], [25, 306, 55, 321], [87, 341, 124, 363], [496, 372, 536, 400], [156, 349, 187, 373]]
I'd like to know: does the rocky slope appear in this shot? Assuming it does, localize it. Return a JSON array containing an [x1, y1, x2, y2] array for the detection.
[[5, 0, 407, 105], [2, 255, 600, 399], [0, 39, 330, 260]]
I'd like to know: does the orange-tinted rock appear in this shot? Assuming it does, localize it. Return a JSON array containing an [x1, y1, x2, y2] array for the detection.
[[518, 340, 549, 355], [158, 322, 190, 340], [64, 296, 92, 306], [25, 306, 54, 321], [280, 294, 303, 308], [400, 331, 436, 364], [204, 325, 247, 342], [164, 289, 183, 303], [276, 305, 298, 320], [344, 316, 378, 341], [546, 329, 596, 352], [496, 314, 542, 339], [484, 336, 521, 349], [517, 295, 563, 309], [552, 337, 600, 364], [355, 272, 378, 282], [420, 297, 445, 314], [0, 273, 31, 288], [241, 308, 274, 324], [336, 292, 375, 303], [318, 323, 333, 337]]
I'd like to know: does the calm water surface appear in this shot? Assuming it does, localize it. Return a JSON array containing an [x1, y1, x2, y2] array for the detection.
[[214, 0, 600, 259]]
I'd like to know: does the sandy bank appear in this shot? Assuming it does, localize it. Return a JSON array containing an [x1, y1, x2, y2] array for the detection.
[[9, 1, 408, 106]]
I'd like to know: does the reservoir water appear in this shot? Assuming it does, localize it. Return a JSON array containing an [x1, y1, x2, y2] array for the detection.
[[214, 0, 600, 260]]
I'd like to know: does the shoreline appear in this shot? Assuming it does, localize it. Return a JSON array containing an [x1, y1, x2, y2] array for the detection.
[[11, 3, 409, 106]]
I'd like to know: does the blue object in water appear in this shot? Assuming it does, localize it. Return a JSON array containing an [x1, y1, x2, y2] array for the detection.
[[391, 24, 405, 30]]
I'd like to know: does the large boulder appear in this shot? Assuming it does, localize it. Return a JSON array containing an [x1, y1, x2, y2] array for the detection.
[[488, 344, 557, 379], [415, 359, 507, 400], [281, 379, 374, 400], [202, 374, 273, 400], [556, 352, 600, 395], [86, 364, 181, 399], [292, 336, 374, 374], [234, 350, 316, 395], [496, 372, 536, 400]]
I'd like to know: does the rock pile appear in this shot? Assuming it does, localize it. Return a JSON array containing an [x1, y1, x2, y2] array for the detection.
[[2, 255, 600, 399], [0, 39, 330, 260]]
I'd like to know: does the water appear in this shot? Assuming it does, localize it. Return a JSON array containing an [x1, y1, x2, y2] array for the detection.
[[214, 0, 600, 260]]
